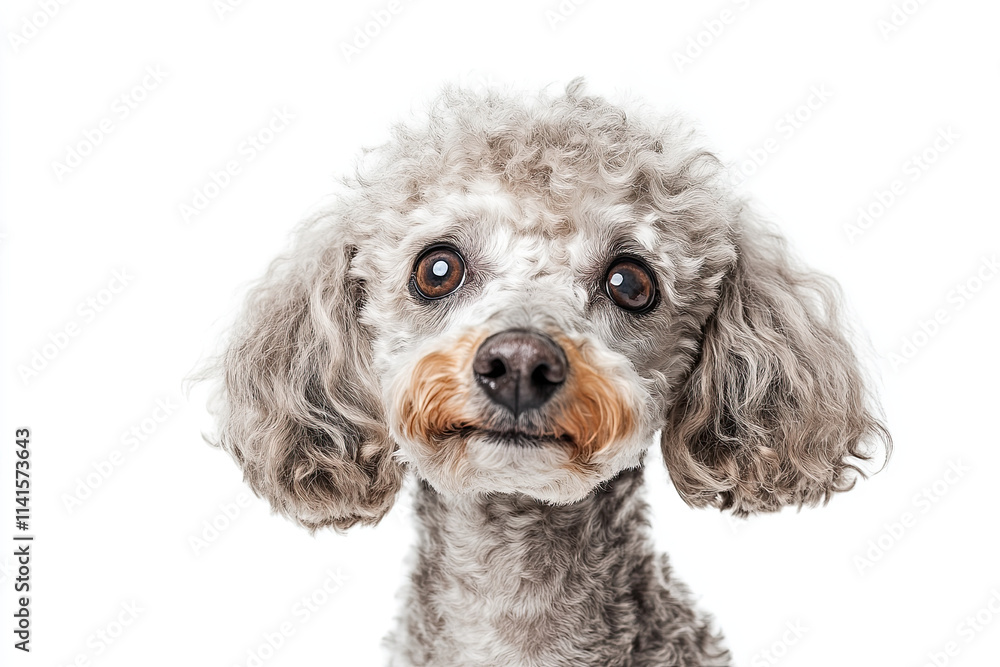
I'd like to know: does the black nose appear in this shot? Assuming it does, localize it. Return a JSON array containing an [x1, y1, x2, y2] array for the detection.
[[472, 330, 568, 415]]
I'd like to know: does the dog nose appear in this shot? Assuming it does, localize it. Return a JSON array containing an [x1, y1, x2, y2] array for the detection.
[[472, 330, 568, 415]]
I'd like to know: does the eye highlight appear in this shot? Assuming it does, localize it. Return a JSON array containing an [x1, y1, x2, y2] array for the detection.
[[605, 257, 657, 312], [412, 245, 465, 300]]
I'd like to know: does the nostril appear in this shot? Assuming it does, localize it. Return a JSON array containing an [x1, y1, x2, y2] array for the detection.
[[482, 359, 507, 379], [532, 363, 564, 387]]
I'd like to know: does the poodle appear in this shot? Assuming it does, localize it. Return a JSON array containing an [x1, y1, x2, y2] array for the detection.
[[203, 79, 890, 666]]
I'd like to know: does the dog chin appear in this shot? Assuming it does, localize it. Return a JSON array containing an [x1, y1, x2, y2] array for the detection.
[[410, 431, 619, 504]]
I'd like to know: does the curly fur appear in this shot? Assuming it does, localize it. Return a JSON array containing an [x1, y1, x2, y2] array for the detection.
[[206, 227, 404, 531], [201, 78, 890, 666], [662, 212, 890, 514], [392, 466, 729, 667]]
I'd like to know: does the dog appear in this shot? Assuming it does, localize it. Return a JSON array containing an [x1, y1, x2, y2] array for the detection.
[[204, 79, 890, 666]]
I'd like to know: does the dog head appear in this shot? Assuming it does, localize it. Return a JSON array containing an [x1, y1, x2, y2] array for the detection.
[[205, 81, 889, 530]]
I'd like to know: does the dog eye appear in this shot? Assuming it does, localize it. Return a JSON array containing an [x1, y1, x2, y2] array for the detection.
[[413, 246, 466, 299], [605, 258, 656, 312]]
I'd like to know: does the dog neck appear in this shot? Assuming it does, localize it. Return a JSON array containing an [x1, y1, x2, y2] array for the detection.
[[390, 464, 726, 666]]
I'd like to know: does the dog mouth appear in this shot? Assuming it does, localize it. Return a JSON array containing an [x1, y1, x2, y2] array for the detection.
[[455, 426, 574, 448]]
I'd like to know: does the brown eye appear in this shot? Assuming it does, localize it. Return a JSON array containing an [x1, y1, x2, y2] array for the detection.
[[413, 246, 465, 299], [605, 258, 656, 312]]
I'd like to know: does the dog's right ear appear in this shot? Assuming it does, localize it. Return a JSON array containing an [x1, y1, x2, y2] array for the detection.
[[204, 214, 403, 531]]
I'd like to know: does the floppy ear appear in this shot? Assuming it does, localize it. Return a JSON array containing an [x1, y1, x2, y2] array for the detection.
[[661, 210, 890, 515], [206, 214, 403, 531]]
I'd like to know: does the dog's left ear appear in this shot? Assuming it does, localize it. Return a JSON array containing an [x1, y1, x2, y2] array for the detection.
[[661, 210, 890, 514]]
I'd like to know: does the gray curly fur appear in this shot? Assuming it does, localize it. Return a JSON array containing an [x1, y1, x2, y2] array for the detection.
[[392, 465, 729, 666], [201, 79, 890, 666]]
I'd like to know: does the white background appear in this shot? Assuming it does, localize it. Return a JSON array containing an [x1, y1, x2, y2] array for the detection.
[[2, 1, 999, 666]]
